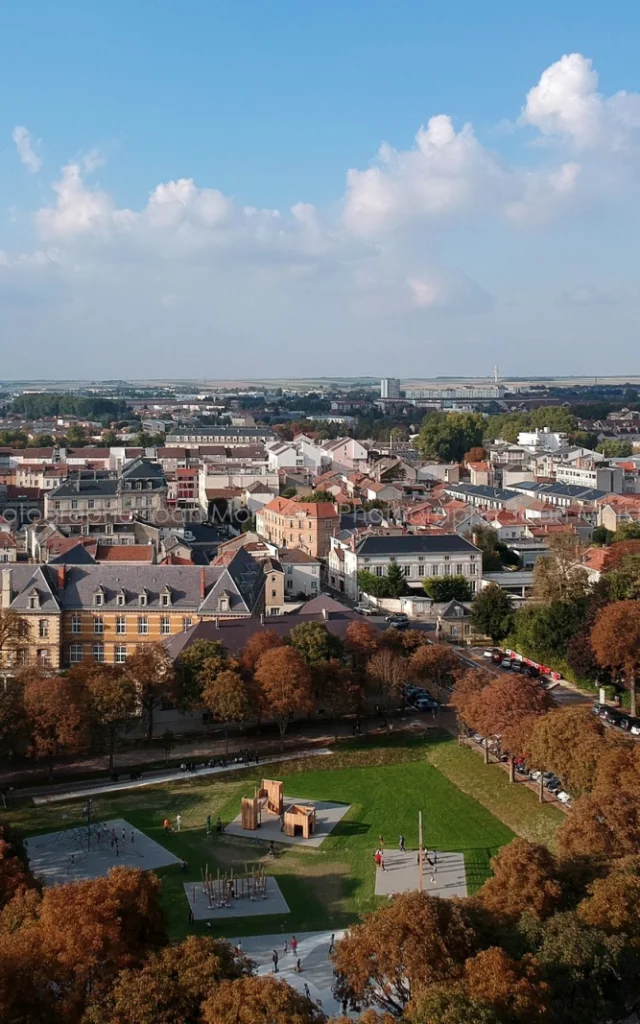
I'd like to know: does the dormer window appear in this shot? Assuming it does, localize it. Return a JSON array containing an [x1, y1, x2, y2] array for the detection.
[[93, 588, 105, 607], [160, 587, 172, 607], [138, 590, 148, 607], [28, 590, 40, 610], [218, 595, 230, 612], [116, 590, 126, 607]]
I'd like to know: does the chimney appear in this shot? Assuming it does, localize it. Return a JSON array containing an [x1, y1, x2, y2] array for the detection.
[[1, 568, 12, 609], [56, 565, 66, 591], [260, 612, 265, 625], [200, 567, 206, 600], [322, 607, 328, 621]]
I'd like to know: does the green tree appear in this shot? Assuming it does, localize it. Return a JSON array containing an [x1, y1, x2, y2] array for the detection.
[[358, 571, 391, 598], [415, 412, 486, 462], [470, 585, 514, 642], [176, 640, 228, 709], [595, 439, 633, 458], [532, 535, 589, 603], [614, 521, 640, 541], [289, 621, 344, 665], [385, 560, 406, 598], [591, 526, 613, 545], [423, 575, 472, 601], [64, 424, 87, 445], [304, 490, 335, 502], [510, 601, 585, 665]]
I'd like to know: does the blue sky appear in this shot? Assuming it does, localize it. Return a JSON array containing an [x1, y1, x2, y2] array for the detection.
[[1, 1, 640, 379]]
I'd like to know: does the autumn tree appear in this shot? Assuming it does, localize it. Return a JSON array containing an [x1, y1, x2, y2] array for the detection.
[[526, 706, 605, 796], [462, 674, 553, 772], [0, 824, 38, 910], [558, 743, 640, 858], [176, 639, 228, 709], [345, 620, 379, 668], [0, 608, 29, 674], [289, 621, 344, 665], [23, 669, 90, 779], [315, 659, 364, 736], [463, 447, 487, 464], [201, 975, 325, 1024], [0, 676, 27, 766], [331, 891, 478, 1015], [124, 644, 176, 741], [201, 668, 250, 754], [84, 935, 250, 1024], [533, 534, 589, 603], [80, 666, 137, 770], [477, 839, 563, 924], [590, 600, 640, 715], [463, 947, 550, 1024], [470, 585, 514, 643], [366, 648, 405, 727], [576, 859, 640, 939], [410, 644, 461, 701], [238, 630, 286, 675], [254, 646, 313, 749]]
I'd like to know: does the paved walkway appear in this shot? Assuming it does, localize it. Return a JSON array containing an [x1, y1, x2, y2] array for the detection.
[[227, 930, 351, 1018], [32, 749, 333, 805], [374, 849, 467, 899]]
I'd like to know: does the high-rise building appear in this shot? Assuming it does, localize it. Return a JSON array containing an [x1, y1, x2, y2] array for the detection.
[[380, 378, 401, 399]]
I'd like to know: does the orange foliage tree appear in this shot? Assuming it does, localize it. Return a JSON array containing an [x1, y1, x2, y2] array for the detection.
[[477, 839, 563, 924], [590, 600, 640, 716], [558, 742, 640, 858], [124, 643, 176, 741], [201, 975, 326, 1024], [526, 706, 606, 796], [238, 630, 286, 675], [23, 669, 90, 778], [409, 644, 462, 701], [331, 891, 478, 1016], [461, 674, 553, 772], [254, 646, 312, 749], [463, 947, 550, 1024], [201, 668, 250, 754]]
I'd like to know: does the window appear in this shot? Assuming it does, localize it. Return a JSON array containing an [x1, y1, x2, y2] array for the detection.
[[94, 616, 104, 635], [160, 616, 171, 635], [402, 565, 412, 577], [93, 590, 104, 607], [160, 590, 171, 607], [38, 619, 49, 639], [138, 616, 148, 635], [139, 591, 148, 607], [116, 616, 126, 634], [116, 591, 125, 606], [92, 643, 105, 662], [469, 563, 476, 575], [456, 564, 463, 575], [286, 579, 293, 589], [71, 499, 78, 510], [432, 564, 439, 576], [444, 564, 451, 576], [69, 644, 83, 664], [182, 617, 192, 631], [28, 594, 39, 610], [37, 649, 51, 666], [417, 565, 425, 576], [88, 499, 95, 510], [71, 613, 81, 634], [115, 645, 127, 664], [375, 566, 383, 576]]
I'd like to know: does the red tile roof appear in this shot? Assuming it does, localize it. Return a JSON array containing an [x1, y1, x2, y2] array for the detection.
[[95, 544, 155, 562]]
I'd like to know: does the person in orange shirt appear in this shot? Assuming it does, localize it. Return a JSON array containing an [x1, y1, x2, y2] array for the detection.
[[163, 818, 171, 833]]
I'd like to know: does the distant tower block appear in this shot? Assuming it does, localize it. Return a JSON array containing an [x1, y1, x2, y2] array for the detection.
[[380, 378, 401, 399], [493, 364, 500, 385]]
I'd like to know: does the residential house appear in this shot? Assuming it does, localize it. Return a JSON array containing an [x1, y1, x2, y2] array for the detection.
[[279, 548, 322, 600]]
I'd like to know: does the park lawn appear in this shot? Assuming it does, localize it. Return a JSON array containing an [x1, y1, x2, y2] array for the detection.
[[426, 740, 566, 849], [5, 737, 523, 940]]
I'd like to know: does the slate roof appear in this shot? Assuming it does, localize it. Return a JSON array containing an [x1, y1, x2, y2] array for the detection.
[[356, 535, 480, 556]]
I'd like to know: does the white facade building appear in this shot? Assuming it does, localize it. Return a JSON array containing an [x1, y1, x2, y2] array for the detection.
[[279, 549, 321, 598]]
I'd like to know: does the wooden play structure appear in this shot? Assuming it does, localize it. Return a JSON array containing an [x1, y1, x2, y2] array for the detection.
[[198, 862, 269, 908], [241, 779, 284, 830], [283, 803, 317, 839]]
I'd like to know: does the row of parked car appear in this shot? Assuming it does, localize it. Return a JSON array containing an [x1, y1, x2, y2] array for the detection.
[[402, 683, 440, 712], [468, 733, 573, 807], [483, 649, 542, 678], [592, 703, 640, 735]]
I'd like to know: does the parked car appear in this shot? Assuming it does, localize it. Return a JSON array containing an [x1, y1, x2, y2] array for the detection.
[[354, 604, 376, 616], [385, 613, 409, 627], [413, 697, 440, 712], [631, 721, 640, 736], [557, 790, 572, 805], [591, 703, 605, 716], [500, 659, 512, 670]]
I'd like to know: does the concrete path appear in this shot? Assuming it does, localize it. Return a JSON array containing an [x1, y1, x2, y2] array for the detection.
[[32, 749, 332, 805], [374, 849, 467, 899], [227, 930, 353, 1018]]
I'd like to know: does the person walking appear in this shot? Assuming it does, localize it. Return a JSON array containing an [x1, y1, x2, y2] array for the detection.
[[290, 935, 298, 958], [304, 983, 312, 1001], [206, 814, 211, 833], [399, 834, 405, 852], [328, 933, 335, 955], [283, 939, 288, 955], [176, 813, 182, 832], [272, 949, 279, 973], [163, 818, 170, 833], [374, 850, 382, 870], [188, 907, 195, 926], [380, 852, 385, 872], [216, 816, 222, 835], [378, 834, 385, 848]]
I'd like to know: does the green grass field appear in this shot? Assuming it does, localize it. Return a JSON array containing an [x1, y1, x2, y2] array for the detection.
[[5, 735, 564, 940]]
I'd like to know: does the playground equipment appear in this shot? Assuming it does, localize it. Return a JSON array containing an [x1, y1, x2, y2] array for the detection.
[[283, 803, 316, 839], [198, 863, 269, 908], [241, 779, 284, 830]]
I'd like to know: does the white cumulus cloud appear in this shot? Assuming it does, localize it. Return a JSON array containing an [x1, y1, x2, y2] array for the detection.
[[12, 126, 42, 173]]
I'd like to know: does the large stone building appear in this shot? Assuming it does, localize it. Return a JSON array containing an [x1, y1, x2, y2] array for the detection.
[[255, 497, 339, 559], [45, 459, 168, 522], [0, 548, 265, 669]]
